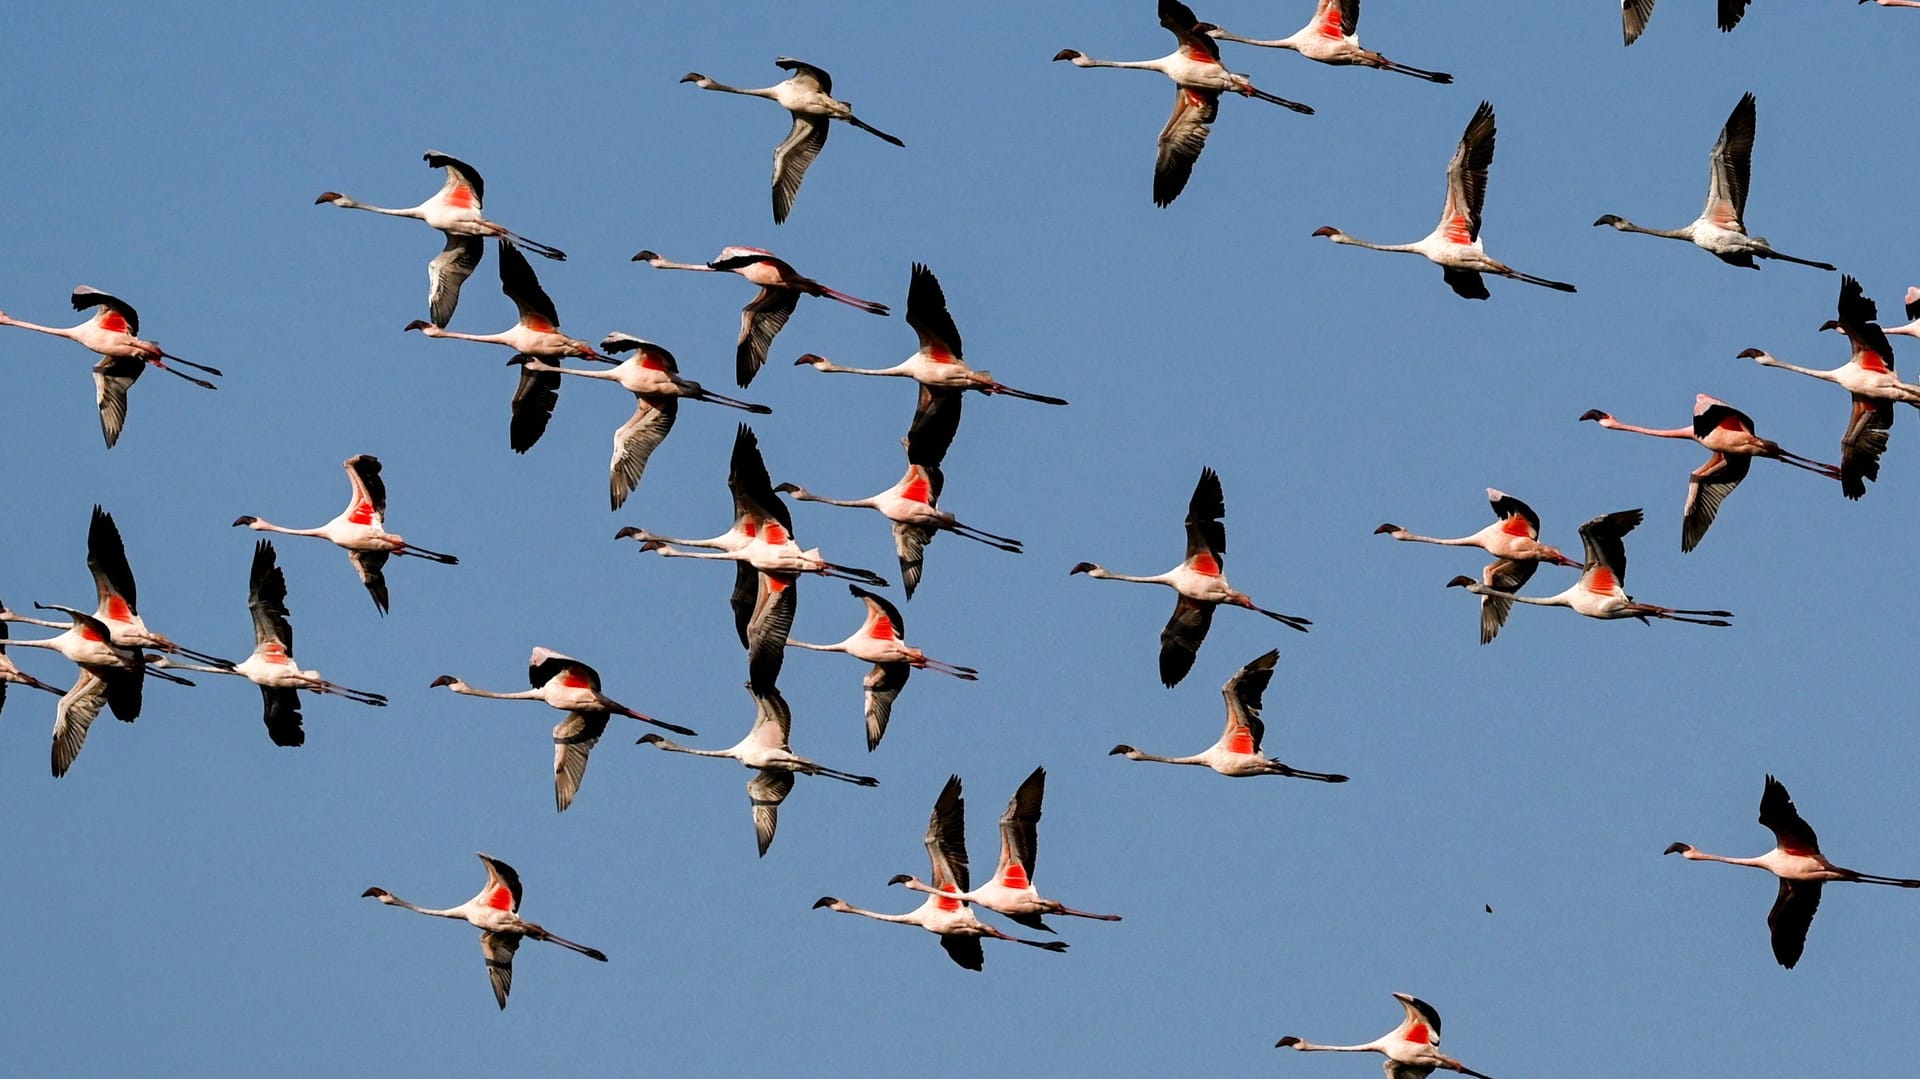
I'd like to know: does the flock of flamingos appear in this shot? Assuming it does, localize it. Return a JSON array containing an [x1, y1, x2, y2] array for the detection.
[[6, 1, 1920, 1073]]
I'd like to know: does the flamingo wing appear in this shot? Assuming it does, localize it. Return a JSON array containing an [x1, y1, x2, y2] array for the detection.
[[773, 56, 833, 94], [608, 396, 678, 511], [1439, 101, 1496, 243], [92, 354, 142, 449], [509, 356, 562, 454], [71, 285, 140, 335], [496, 238, 561, 331], [424, 150, 486, 205], [1485, 489, 1541, 539], [1155, 88, 1216, 209], [863, 661, 910, 751], [906, 384, 963, 472], [1220, 649, 1277, 754], [1719, 0, 1752, 32], [1389, 991, 1445, 1045], [747, 571, 798, 694], [1158, 594, 1214, 688], [248, 539, 295, 654], [926, 773, 971, 893], [894, 521, 937, 600], [259, 684, 305, 748], [1702, 92, 1755, 230], [349, 549, 391, 615], [1758, 774, 1822, 854], [998, 766, 1045, 885], [552, 710, 611, 812], [1839, 394, 1892, 501], [1160, 0, 1223, 61], [1767, 878, 1821, 969], [737, 286, 800, 387], [475, 853, 525, 911], [1622, 0, 1656, 44], [51, 670, 110, 778], [729, 562, 756, 650], [1576, 508, 1642, 589], [748, 767, 795, 857], [852, 583, 907, 641], [729, 424, 795, 533], [1837, 275, 1897, 374], [771, 115, 828, 226], [428, 233, 484, 329], [1329, 0, 1360, 37], [529, 648, 600, 693], [939, 933, 985, 971], [343, 453, 389, 524], [85, 505, 139, 618], [1184, 466, 1228, 566], [1681, 452, 1750, 553], [748, 686, 794, 750], [479, 930, 520, 1009], [1478, 557, 1538, 645], [1692, 400, 1757, 439], [906, 263, 964, 361]]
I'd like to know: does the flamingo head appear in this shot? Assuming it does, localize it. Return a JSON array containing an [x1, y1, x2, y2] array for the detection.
[[1817, 319, 1845, 334], [1578, 409, 1610, 422], [1445, 575, 1478, 589], [1275, 1038, 1303, 1049], [811, 896, 842, 909], [886, 874, 913, 887], [631, 250, 660, 263], [1736, 348, 1770, 360], [1108, 744, 1138, 757], [1068, 562, 1099, 575], [773, 482, 805, 497], [1663, 842, 1693, 855], [427, 675, 458, 688], [361, 887, 391, 899], [680, 72, 708, 84], [402, 320, 435, 333], [793, 353, 831, 368], [1051, 49, 1085, 62], [1311, 226, 1343, 239], [314, 192, 346, 205], [613, 526, 649, 542], [636, 733, 668, 746], [1372, 524, 1402, 535], [1593, 214, 1628, 229]]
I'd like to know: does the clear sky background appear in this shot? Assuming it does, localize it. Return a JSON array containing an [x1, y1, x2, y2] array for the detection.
[[2, 2, 1917, 1075]]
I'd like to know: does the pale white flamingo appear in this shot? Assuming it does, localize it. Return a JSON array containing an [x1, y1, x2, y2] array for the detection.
[[1623, 0, 1753, 45], [813, 775, 1070, 970], [680, 58, 904, 224], [0, 286, 219, 447], [1376, 489, 1581, 645], [1054, 0, 1313, 207], [1275, 992, 1499, 1079], [1580, 396, 1841, 551], [1109, 649, 1349, 781], [639, 685, 878, 857], [890, 767, 1120, 931], [0, 621, 63, 714], [233, 454, 458, 615], [787, 584, 978, 751], [1882, 286, 1920, 338], [1446, 509, 1734, 629], [633, 246, 888, 387], [429, 647, 695, 812], [1861, 1, 1920, 7], [362, 853, 606, 1009], [316, 150, 565, 328], [1665, 775, 1920, 968], [1071, 467, 1307, 688], [148, 541, 385, 748], [513, 333, 770, 510], [1595, 94, 1834, 271], [0, 602, 193, 777], [1312, 101, 1576, 299], [1207, 0, 1453, 82]]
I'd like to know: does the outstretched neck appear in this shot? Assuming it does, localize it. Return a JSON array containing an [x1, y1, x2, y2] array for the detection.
[[0, 316, 77, 338], [442, 682, 543, 701], [1594, 416, 1693, 439], [1207, 29, 1299, 50], [1677, 847, 1768, 869], [1085, 567, 1172, 585], [240, 519, 331, 539], [785, 640, 846, 654], [1602, 217, 1693, 240], [376, 893, 465, 919], [694, 79, 777, 98], [331, 198, 425, 219]]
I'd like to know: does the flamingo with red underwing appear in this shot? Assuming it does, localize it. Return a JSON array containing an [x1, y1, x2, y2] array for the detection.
[[362, 853, 606, 1010], [316, 150, 564, 328], [1375, 489, 1581, 645], [1109, 649, 1348, 781], [1665, 775, 1920, 969], [1623, 0, 1754, 45], [1053, 0, 1313, 207], [0, 621, 62, 714], [147, 541, 385, 748], [512, 333, 769, 510], [1071, 467, 1307, 688], [813, 775, 1069, 970], [890, 767, 1120, 931], [0, 602, 194, 776], [634, 247, 888, 387], [639, 685, 877, 856], [1446, 509, 1733, 629], [233, 454, 457, 615], [1275, 992, 1499, 1079], [1580, 396, 1841, 551], [1312, 101, 1576, 299], [1595, 94, 1834, 271], [0, 286, 219, 447], [1883, 287, 1920, 338], [787, 584, 977, 751], [681, 58, 904, 225], [1206, 0, 1453, 82]]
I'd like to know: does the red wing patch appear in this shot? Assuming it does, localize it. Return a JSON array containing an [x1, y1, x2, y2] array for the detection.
[[521, 316, 556, 334], [98, 311, 130, 334], [348, 502, 375, 526], [999, 863, 1030, 890], [447, 184, 476, 209], [559, 670, 591, 689], [761, 522, 787, 546], [1780, 842, 1819, 857], [484, 885, 513, 911], [105, 596, 134, 623], [1586, 567, 1617, 594], [1320, 11, 1344, 37], [936, 886, 962, 912], [901, 475, 932, 504], [741, 520, 758, 538], [640, 356, 666, 371], [1183, 89, 1206, 110], [1185, 48, 1217, 65], [1402, 1023, 1431, 1045], [1444, 216, 1472, 245], [78, 624, 104, 643], [925, 343, 955, 364], [765, 575, 791, 594], [1500, 515, 1531, 538], [1223, 726, 1256, 755], [867, 616, 896, 641], [1717, 417, 1748, 432], [1188, 553, 1220, 577], [1857, 351, 1890, 374]]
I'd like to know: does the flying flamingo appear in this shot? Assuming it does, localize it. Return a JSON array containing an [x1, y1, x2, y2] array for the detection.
[[429, 647, 694, 812], [639, 685, 878, 857], [680, 58, 904, 224], [890, 767, 1121, 931], [813, 775, 1070, 970], [1861, 0, 1920, 7], [1109, 649, 1349, 781], [1375, 489, 1581, 645], [1446, 509, 1734, 629], [1594, 94, 1834, 271], [1053, 0, 1313, 207], [147, 541, 385, 747], [316, 150, 565, 328], [0, 602, 194, 777], [1205, 0, 1453, 83], [233, 454, 458, 615], [0, 621, 63, 714], [1623, 0, 1753, 45], [1665, 775, 1920, 968], [362, 853, 606, 1009], [1580, 396, 1841, 551], [1071, 467, 1308, 688], [786, 584, 978, 751], [1881, 286, 1920, 338], [0, 286, 220, 447], [512, 333, 770, 510], [1275, 992, 1499, 1079], [633, 247, 888, 387], [1312, 101, 1576, 299]]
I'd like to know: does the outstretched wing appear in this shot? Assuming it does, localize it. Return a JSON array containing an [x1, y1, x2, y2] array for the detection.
[[1158, 595, 1214, 688], [1622, 0, 1656, 45], [552, 710, 611, 812], [1440, 101, 1496, 243], [480, 930, 520, 1009], [1220, 649, 1278, 754], [771, 115, 828, 226], [608, 397, 678, 511], [428, 233, 484, 328], [496, 239, 561, 331], [51, 670, 110, 778], [1703, 92, 1755, 230], [86, 505, 139, 619], [738, 287, 800, 387], [863, 661, 910, 751], [93, 355, 143, 449], [424, 150, 486, 205], [1681, 452, 1750, 553], [349, 549, 391, 615], [1478, 558, 1537, 645], [748, 767, 795, 857], [1155, 89, 1216, 208], [72, 285, 140, 335], [774, 56, 832, 94]]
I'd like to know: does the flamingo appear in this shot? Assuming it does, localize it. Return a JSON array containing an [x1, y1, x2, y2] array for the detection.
[[680, 58, 904, 224], [147, 541, 385, 748], [1861, 0, 1920, 7], [1206, 0, 1453, 83], [639, 685, 878, 857], [1375, 489, 1581, 645], [1312, 101, 1576, 299], [512, 333, 770, 511], [0, 621, 63, 713], [1881, 286, 1920, 338], [890, 767, 1121, 930], [1740, 275, 1920, 499], [429, 647, 694, 812], [233, 454, 458, 615], [633, 247, 888, 387], [362, 853, 606, 1009], [1275, 992, 1499, 1079], [786, 584, 978, 751], [0, 602, 194, 777], [1623, 0, 1753, 44], [1594, 94, 1834, 271], [1580, 396, 1841, 551], [1109, 649, 1349, 781], [1070, 467, 1308, 688], [1445, 509, 1734, 629], [1053, 0, 1314, 207], [0, 286, 220, 447], [316, 150, 565, 328], [1665, 775, 1920, 968], [813, 775, 1070, 970], [404, 239, 613, 454]]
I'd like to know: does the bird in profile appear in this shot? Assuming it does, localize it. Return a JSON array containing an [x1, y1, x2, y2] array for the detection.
[[786, 584, 978, 751], [1375, 489, 1581, 644], [1275, 992, 1499, 1079], [0, 602, 194, 777], [1205, 0, 1453, 83], [1110, 649, 1349, 781]]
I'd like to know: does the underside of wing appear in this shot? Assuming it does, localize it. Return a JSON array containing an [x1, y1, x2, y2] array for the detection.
[[738, 287, 800, 388], [509, 359, 562, 454], [1155, 89, 1215, 208], [772, 116, 829, 225], [1158, 595, 1214, 688], [1681, 453, 1750, 553]]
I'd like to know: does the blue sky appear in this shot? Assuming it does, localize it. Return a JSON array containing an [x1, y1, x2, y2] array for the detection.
[[3, 2, 1917, 1075]]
